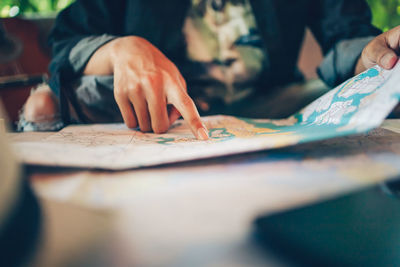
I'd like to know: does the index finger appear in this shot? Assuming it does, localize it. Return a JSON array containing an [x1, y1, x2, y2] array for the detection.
[[169, 90, 208, 140]]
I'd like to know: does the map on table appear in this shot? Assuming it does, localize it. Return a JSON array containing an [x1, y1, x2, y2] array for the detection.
[[11, 64, 400, 169]]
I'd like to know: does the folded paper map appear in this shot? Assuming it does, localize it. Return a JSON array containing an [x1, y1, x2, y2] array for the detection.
[[11, 64, 400, 169]]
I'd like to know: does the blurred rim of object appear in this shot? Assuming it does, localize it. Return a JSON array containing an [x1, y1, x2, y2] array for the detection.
[[0, 101, 21, 230], [0, 101, 41, 267]]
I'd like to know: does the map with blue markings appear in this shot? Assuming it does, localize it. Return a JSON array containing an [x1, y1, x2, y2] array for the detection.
[[12, 64, 400, 169]]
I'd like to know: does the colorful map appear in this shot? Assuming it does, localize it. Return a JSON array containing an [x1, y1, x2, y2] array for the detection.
[[11, 64, 400, 169]]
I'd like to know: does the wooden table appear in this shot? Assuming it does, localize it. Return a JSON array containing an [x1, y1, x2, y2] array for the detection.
[[12, 120, 400, 266]]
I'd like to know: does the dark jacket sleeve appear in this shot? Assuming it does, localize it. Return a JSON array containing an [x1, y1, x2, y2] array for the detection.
[[307, 0, 382, 86], [48, 0, 125, 97]]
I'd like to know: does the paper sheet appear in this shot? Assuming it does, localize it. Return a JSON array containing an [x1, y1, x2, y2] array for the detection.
[[11, 64, 400, 169], [29, 124, 400, 266]]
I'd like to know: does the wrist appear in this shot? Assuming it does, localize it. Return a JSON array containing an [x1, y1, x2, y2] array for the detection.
[[83, 39, 116, 75], [107, 36, 143, 70], [105, 38, 122, 73]]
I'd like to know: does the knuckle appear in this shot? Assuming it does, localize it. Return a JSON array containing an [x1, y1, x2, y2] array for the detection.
[[140, 75, 151, 86], [160, 69, 176, 84], [128, 84, 141, 95], [141, 71, 159, 85], [126, 81, 139, 91], [130, 87, 143, 99], [114, 88, 125, 102], [141, 73, 163, 94]]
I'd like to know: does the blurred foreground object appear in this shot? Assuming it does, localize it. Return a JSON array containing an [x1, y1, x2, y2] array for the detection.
[[0, 102, 115, 267], [0, 102, 41, 266], [0, 118, 5, 133], [254, 183, 400, 266]]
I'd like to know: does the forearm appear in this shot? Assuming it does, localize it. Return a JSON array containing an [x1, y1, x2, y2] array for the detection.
[[66, 34, 118, 76], [82, 36, 149, 76]]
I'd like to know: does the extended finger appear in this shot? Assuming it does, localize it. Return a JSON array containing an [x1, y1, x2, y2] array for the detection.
[[170, 90, 208, 140], [162, 69, 208, 139]]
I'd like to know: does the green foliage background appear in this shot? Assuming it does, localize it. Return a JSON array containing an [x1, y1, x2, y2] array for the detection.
[[0, 0, 74, 17], [367, 0, 400, 31], [0, 0, 400, 31]]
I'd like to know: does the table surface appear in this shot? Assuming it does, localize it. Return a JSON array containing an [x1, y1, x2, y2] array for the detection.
[[13, 120, 400, 267]]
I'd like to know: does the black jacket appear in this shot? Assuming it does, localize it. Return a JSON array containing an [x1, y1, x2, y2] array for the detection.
[[48, 0, 380, 103]]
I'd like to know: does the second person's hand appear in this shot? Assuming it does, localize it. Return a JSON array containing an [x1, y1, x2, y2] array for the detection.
[[355, 25, 400, 75]]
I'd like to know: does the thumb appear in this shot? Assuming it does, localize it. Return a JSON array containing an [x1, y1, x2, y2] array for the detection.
[[378, 49, 398, 69], [363, 37, 398, 70]]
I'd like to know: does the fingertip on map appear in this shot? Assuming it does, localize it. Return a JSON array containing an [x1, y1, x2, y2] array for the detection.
[[197, 127, 209, 140]]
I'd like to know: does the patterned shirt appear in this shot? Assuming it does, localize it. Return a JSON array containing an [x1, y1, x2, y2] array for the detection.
[[67, 0, 375, 121], [183, 0, 265, 107]]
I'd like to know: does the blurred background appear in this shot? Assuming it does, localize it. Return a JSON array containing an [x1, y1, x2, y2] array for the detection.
[[1, 0, 399, 30], [0, 0, 399, 127]]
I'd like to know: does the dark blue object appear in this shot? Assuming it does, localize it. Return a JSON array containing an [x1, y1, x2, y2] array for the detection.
[[0, 169, 41, 267], [253, 181, 400, 266]]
